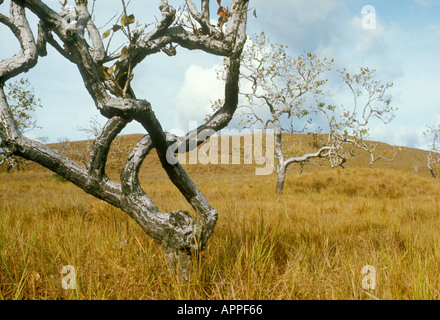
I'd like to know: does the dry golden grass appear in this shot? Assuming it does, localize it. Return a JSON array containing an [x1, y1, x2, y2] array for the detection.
[[1, 135, 440, 300]]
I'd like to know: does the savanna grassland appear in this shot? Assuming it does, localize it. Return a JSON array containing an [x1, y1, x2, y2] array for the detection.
[[1, 134, 440, 300]]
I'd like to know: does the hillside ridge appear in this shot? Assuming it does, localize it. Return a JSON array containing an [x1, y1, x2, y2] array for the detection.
[[0, 133, 436, 179]]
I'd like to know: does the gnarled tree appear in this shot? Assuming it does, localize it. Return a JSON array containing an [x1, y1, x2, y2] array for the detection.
[[0, 0, 249, 278]]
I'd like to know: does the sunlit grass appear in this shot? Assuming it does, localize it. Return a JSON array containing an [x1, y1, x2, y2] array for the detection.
[[1, 161, 440, 300]]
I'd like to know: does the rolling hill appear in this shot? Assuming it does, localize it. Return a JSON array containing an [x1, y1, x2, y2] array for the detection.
[[1, 133, 435, 179]]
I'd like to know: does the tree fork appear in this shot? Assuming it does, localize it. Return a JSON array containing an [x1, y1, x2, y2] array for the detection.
[[1, 0, 250, 279]]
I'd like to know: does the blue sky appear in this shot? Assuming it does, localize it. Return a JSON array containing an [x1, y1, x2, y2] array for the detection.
[[1, 0, 439, 149]]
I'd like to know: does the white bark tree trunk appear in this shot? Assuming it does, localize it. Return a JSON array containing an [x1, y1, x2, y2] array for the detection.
[[276, 165, 287, 195]]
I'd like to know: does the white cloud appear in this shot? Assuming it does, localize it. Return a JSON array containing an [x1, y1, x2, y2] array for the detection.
[[283, 0, 341, 24], [371, 123, 425, 149], [316, 9, 401, 69], [414, 0, 432, 7], [428, 24, 440, 37], [248, 0, 348, 53], [349, 15, 390, 55], [433, 115, 440, 127], [173, 64, 224, 131]]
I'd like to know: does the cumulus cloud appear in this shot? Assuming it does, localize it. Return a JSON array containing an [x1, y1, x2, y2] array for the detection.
[[433, 115, 440, 127], [428, 24, 440, 37], [173, 64, 224, 131], [413, 0, 434, 7], [248, 0, 348, 53], [316, 8, 403, 74], [351, 16, 388, 54], [370, 123, 426, 149]]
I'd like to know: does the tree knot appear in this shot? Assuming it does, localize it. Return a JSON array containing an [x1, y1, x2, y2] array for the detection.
[[164, 210, 206, 254]]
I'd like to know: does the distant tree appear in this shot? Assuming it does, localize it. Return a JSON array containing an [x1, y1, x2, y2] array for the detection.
[[0, 0, 250, 279], [424, 124, 440, 179], [56, 116, 132, 167], [0, 78, 42, 171], [228, 32, 398, 194], [74, 116, 130, 166]]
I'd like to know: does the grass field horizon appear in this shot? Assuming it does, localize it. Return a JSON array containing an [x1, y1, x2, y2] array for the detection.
[[1, 133, 440, 300]]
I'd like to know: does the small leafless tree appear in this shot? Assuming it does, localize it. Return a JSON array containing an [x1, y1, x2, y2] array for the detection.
[[424, 125, 440, 179], [0, 78, 42, 171], [231, 32, 398, 194], [0, 0, 249, 278], [63, 116, 131, 167]]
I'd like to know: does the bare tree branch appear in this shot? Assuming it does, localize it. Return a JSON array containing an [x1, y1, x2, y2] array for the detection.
[[88, 116, 128, 180], [234, 32, 396, 194], [185, 0, 219, 36], [0, 2, 38, 82], [424, 125, 440, 179], [0, 0, 250, 278]]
